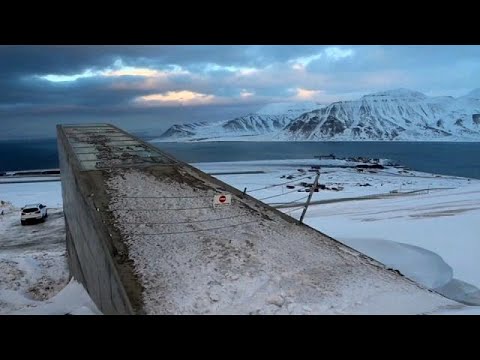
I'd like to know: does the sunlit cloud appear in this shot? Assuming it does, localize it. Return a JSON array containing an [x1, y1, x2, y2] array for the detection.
[[287, 87, 363, 104], [103, 67, 161, 77], [38, 58, 189, 83], [240, 89, 255, 98], [291, 63, 305, 71], [134, 90, 216, 106], [238, 68, 258, 76], [40, 69, 99, 82], [103, 62, 189, 78], [294, 88, 322, 100], [204, 63, 258, 75]]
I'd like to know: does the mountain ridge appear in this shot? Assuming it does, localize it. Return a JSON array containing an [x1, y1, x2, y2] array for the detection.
[[153, 89, 480, 142]]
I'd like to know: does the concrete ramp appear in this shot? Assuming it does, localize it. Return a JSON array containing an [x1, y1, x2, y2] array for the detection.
[[57, 124, 455, 314]]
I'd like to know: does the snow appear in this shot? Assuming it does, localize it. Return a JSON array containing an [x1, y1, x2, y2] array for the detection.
[[104, 166, 457, 315], [156, 89, 480, 142], [428, 306, 480, 315], [283, 90, 480, 141], [301, 186, 480, 290], [334, 238, 453, 289], [151, 115, 292, 142], [194, 159, 472, 207], [0, 181, 63, 208], [463, 88, 480, 100], [193, 158, 480, 313], [362, 88, 428, 100], [2, 158, 479, 314], [0, 180, 100, 315], [9, 279, 101, 315], [0, 247, 69, 315], [256, 102, 322, 116], [152, 133, 284, 143], [151, 102, 322, 142]]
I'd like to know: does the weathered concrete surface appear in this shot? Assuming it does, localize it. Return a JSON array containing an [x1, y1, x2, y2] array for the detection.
[[57, 124, 455, 315], [57, 125, 145, 314]]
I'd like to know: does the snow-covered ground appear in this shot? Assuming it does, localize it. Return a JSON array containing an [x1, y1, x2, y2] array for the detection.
[[0, 181, 63, 208], [193, 159, 480, 314], [8, 279, 102, 315], [194, 159, 473, 208], [105, 168, 455, 315], [0, 181, 99, 315], [2, 159, 480, 314]]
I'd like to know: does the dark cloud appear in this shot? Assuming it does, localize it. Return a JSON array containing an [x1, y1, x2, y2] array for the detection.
[[0, 45, 479, 139], [0, 45, 324, 78], [0, 103, 262, 140]]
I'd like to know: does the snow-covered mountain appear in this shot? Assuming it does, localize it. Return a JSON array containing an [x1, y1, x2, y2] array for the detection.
[[153, 102, 322, 141], [154, 89, 480, 142], [281, 89, 480, 141]]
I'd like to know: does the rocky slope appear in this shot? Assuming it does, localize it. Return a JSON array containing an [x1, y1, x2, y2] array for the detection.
[[281, 89, 480, 141]]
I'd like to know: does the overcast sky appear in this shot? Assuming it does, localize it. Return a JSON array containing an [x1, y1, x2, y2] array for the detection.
[[1, 45, 479, 139]]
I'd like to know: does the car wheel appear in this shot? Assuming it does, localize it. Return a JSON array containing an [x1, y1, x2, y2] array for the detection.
[[21, 220, 26, 225]]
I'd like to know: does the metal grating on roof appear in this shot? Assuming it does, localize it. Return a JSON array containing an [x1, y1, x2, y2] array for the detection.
[[62, 124, 176, 170]]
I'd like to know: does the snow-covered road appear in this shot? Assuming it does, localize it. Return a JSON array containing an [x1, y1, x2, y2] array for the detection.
[[0, 183, 100, 315]]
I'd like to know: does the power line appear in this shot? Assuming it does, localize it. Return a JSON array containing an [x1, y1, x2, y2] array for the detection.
[[246, 174, 314, 193], [123, 213, 251, 225], [117, 195, 214, 199], [285, 206, 304, 217], [269, 194, 309, 206], [258, 188, 302, 201], [250, 174, 314, 192], [110, 187, 310, 211], [110, 205, 214, 211], [286, 206, 304, 213], [132, 219, 260, 236]]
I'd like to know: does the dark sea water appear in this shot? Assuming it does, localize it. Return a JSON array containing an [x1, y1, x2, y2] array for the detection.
[[0, 138, 59, 172], [156, 141, 480, 179], [1, 139, 480, 179]]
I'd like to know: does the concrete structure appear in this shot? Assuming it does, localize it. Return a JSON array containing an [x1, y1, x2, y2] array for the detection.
[[57, 124, 454, 315], [57, 124, 148, 314]]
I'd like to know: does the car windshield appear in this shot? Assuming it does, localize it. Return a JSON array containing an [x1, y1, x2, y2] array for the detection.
[[23, 208, 38, 213]]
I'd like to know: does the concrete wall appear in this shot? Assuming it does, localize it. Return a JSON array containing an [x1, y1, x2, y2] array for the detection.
[[57, 127, 142, 315]]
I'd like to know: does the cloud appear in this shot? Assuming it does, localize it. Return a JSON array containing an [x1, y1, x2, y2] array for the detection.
[[290, 53, 324, 69], [134, 90, 216, 106], [324, 47, 355, 60], [104, 67, 161, 77], [240, 89, 255, 98], [40, 69, 99, 82], [38, 58, 190, 83], [289, 46, 355, 70], [202, 63, 258, 75], [294, 88, 322, 100], [1, 45, 480, 139]]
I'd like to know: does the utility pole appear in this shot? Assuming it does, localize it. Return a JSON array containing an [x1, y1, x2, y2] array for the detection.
[[299, 171, 320, 224]]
